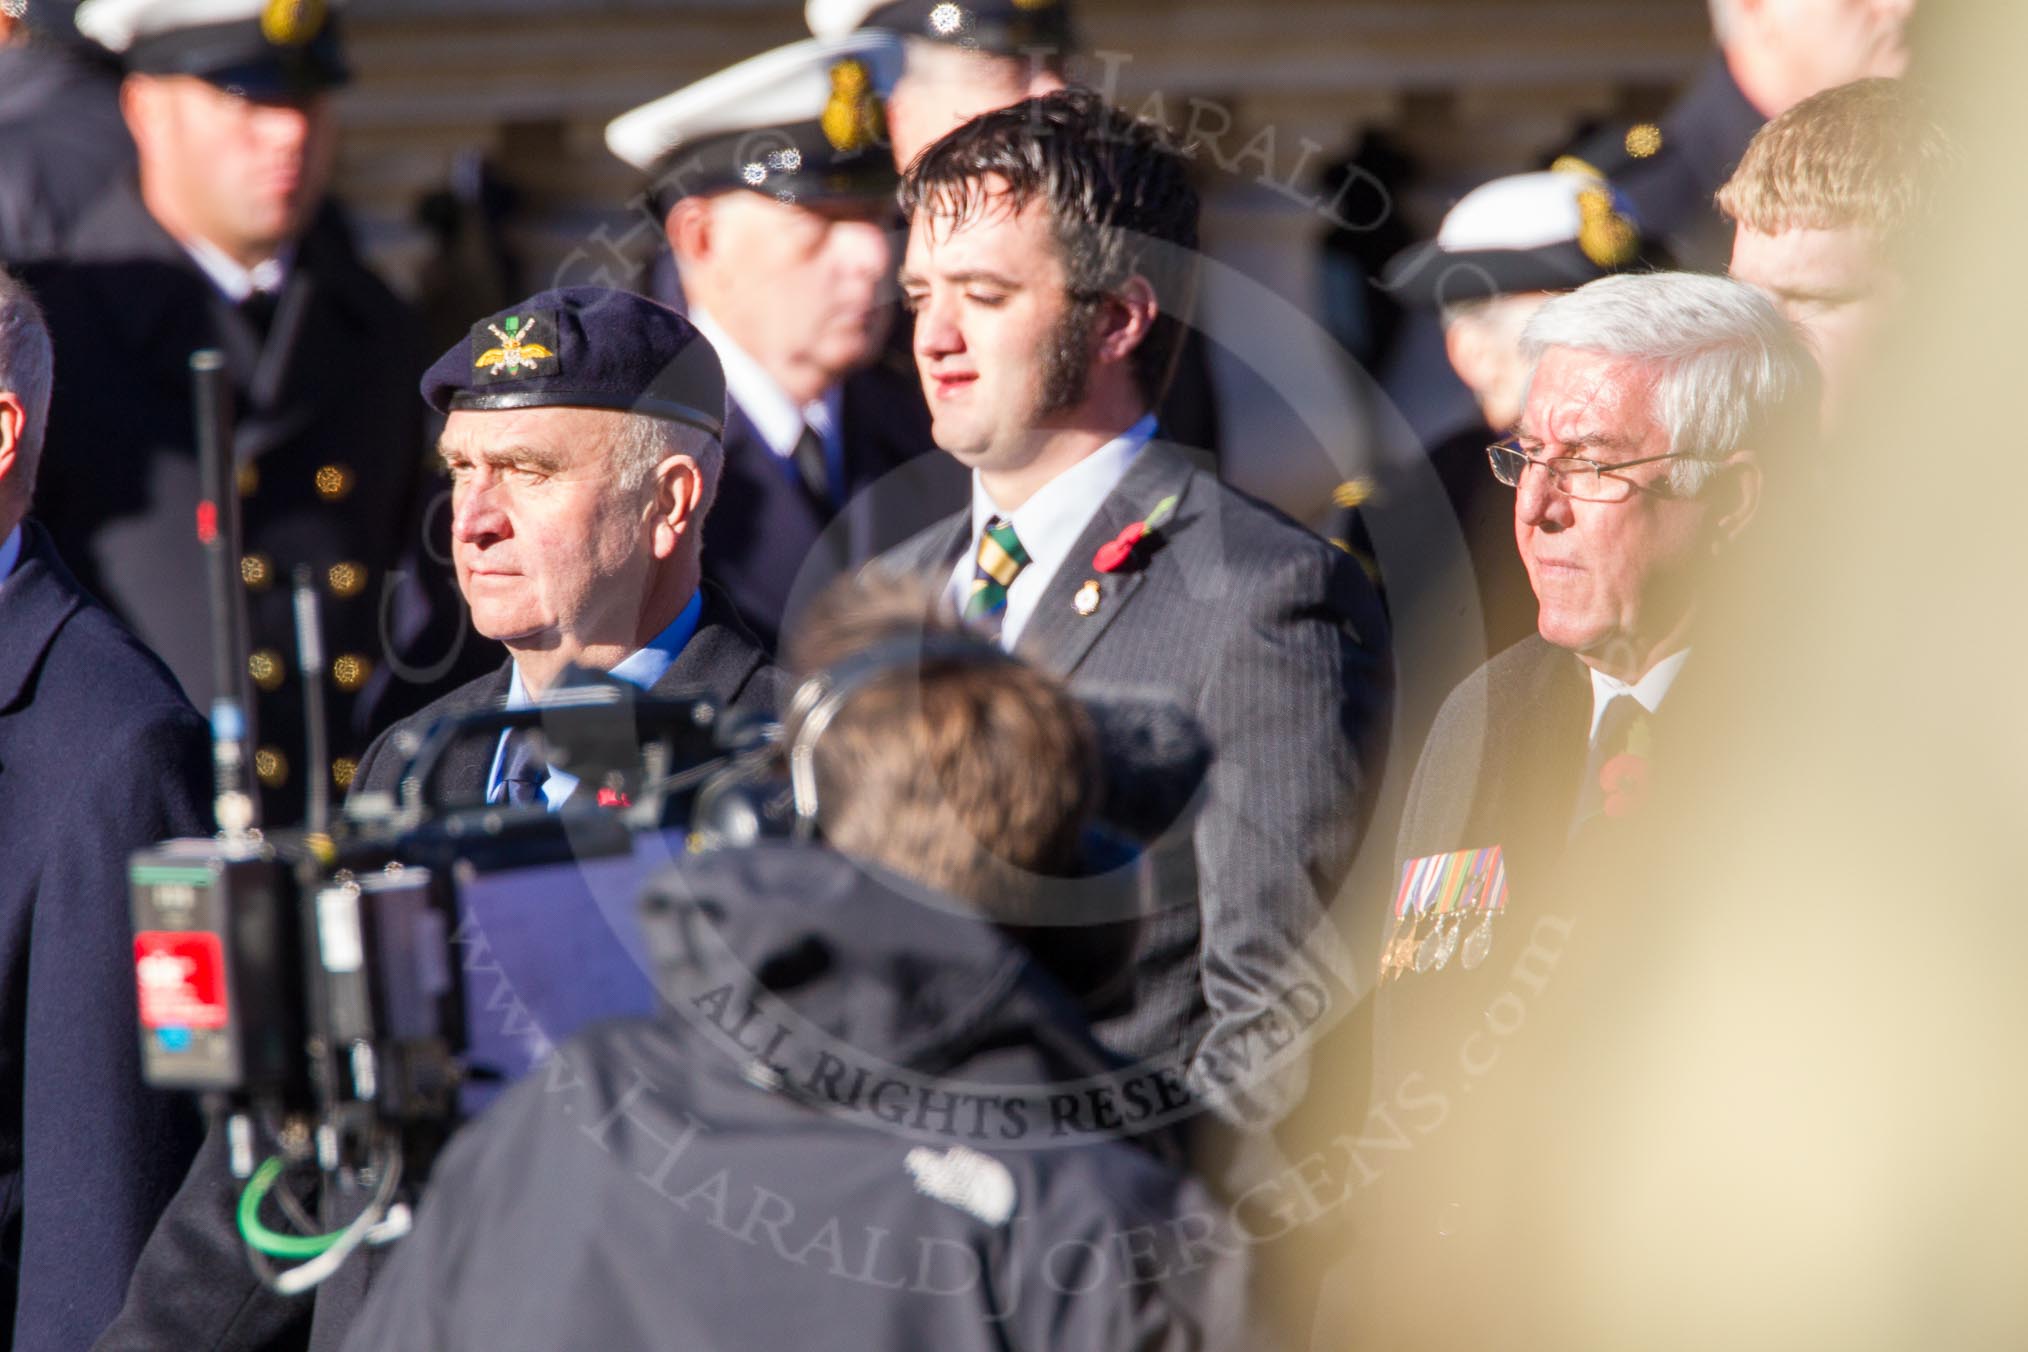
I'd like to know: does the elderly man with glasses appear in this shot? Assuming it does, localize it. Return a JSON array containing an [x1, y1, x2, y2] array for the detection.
[[1384, 271, 1817, 976]]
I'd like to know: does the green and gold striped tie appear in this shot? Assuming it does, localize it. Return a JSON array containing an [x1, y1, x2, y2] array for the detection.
[[962, 515, 1030, 636]]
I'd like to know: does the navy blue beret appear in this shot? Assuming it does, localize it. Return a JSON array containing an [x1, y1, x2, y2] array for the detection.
[[420, 286, 726, 439]]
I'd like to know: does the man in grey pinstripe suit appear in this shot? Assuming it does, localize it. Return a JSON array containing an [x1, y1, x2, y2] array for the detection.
[[876, 89, 1389, 1125]]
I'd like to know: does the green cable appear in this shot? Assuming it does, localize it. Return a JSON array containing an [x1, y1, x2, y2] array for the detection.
[[237, 1157, 341, 1260]]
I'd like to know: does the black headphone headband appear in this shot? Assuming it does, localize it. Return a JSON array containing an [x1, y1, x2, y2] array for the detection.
[[786, 631, 1015, 835]]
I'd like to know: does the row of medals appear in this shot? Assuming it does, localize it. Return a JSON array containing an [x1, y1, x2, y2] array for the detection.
[[1379, 904, 1500, 982]]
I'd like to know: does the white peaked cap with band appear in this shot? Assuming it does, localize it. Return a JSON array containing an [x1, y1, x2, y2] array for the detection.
[[605, 32, 904, 175]]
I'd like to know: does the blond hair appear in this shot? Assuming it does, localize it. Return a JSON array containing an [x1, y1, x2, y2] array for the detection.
[[785, 577, 1098, 914], [1717, 78, 1953, 238]]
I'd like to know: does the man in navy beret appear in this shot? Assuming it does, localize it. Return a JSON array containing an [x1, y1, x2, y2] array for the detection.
[[349, 285, 786, 806], [96, 287, 785, 1350]]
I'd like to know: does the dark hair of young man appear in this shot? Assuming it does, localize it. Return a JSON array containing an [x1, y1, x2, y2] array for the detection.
[[898, 85, 1201, 407]]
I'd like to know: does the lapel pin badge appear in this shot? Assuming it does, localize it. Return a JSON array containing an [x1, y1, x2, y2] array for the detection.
[[1072, 578, 1102, 616]]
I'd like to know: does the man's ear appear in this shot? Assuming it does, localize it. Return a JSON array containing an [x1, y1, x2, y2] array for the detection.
[[664, 197, 712, 267], [647, 451, 707, 561], [1709, 450, 1762, 547], [1444, 321, 1491, 397], [119, 75, 160, 149], [1093, 274, 1158, 370], [0, 392, 25, 495]]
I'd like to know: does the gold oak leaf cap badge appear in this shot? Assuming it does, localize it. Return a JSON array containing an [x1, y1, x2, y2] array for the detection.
[[821, 58, 885, 154], [1575, 186, 1640, 268], [261, 0, 328, 47]]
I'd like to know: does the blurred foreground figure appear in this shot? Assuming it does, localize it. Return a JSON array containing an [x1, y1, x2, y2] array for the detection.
[[0, 1, 133, 259], [339, 584, 1245, 1352], [0, 269, 208, 1350], [1720, 75, 1954, 422]]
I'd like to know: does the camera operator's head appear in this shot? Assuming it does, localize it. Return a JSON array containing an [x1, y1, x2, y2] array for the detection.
[[785, 578, 1098, 911], [421, 286, 728, 695]]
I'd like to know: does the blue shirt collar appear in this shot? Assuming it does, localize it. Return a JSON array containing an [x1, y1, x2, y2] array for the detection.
[[503, 590, 704, 710], [0, 523, 21, 591], [490, 590, 705, 808]]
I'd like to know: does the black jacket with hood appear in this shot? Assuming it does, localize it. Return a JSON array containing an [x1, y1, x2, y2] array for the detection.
[[339, 843, 1248, 1351]]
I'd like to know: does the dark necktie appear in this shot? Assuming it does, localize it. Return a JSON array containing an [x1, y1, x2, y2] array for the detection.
[[962, 516, 1030, 640], [239, 289, 279, 343], [499, 729, 548, 808], [791, 422, 831, 506], [1571, 693, 1649, 835]]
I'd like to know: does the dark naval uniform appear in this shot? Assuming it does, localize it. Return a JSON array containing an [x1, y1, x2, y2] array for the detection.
[[607, 29, 970, 651], [704, 350, 959, 650], [0, 36, 134, 260], [23, 185, 437, 825], [1572, 53, 1767, 272]]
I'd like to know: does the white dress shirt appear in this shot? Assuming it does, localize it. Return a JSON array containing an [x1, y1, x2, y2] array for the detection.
[[945, 414, 1157, 649], [1586, 647, 1690, 742], [179, 235, 293, 304], [687, 307, 842, 471]]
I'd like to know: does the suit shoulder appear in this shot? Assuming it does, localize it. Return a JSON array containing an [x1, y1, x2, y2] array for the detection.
[[363, 666, 507, 757], [1182, 467, 1375, 601], [36, 595, 203, 736], [1427, 636, 1565, 738]]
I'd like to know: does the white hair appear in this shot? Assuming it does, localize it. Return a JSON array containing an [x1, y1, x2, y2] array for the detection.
[[0, 267, 54, 505], [1519, 271, 1818, 495], [0, 2, 27, 22], [1708, 0, 1737, 45], [611, 410, 723, 516]]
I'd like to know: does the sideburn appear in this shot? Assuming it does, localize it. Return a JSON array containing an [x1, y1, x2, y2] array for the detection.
[[1036, 296, 1101, 416]]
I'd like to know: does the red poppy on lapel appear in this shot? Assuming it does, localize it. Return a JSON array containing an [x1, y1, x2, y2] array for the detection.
[[596, 786, 632, 809], [1091, 493, 1180, 575], [1599, 753, 1649, 818]]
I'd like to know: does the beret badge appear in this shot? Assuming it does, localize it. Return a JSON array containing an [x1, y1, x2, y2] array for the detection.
[[821, 59, 886, 154], [473, 312, 559, 382]]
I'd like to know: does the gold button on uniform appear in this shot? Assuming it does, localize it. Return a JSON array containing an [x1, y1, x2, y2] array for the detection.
[[238, 462, 259, 497], [314, 464, 354, 501], [327, 562, 366, 598], [241, 553, 272, 589], [332, 757, 359, 790], [248, 649, 285, 691], [1624, 123, 1663, 159], [255, 747, 289, 788], [331, 654, 371, 693]]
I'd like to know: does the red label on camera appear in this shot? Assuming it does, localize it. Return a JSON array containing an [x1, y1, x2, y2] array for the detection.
[[134, 932, 229, 1030]]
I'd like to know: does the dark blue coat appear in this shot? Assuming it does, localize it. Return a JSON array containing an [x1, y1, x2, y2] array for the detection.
[[0, 522, 208, 1349]]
